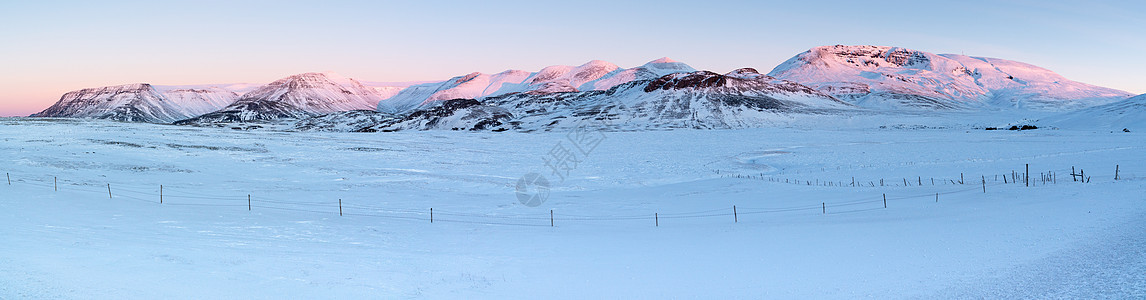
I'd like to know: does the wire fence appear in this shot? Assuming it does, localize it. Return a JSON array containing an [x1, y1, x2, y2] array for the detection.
[[711, 163, 1125, 189], [0, 164, 1128, 228]]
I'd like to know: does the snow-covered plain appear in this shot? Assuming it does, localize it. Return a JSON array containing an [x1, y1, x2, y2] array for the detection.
[[1, 116, 1143, 299]]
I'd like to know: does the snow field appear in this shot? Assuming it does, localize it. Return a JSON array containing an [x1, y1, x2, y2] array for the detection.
[[1, 118, 1143, 298]]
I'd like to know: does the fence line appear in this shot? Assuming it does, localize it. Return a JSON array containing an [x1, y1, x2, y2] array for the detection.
[[710, 165, 1127, 189], [0, 166, 1121, 228]]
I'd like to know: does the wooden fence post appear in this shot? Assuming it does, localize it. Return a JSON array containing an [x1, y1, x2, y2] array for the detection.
[[248, 195, 251, 211], [339, 199, 343, 216], [982, 176, 986, 193], [655, 213, 659, 227], [550, 209, 554, 227], [54, 177, 57, 191], [430, 208, 433, 223], [160, 185, 163, 204], [733, 205, 738, 223], [1115, 165, 1120, 180], [107, 184, 112, 199], [883, 194, 887, 208], [1026, 164, 1029, 187]]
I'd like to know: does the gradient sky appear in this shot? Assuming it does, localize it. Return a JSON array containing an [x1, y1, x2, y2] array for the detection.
[[1, 0, 1143, 116]]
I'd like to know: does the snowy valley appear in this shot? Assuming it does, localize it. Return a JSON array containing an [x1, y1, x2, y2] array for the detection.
[[1, 116, 1143, 298]]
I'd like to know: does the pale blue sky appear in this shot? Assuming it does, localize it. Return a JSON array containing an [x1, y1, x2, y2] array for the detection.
[[1, 0, 1143, 115]]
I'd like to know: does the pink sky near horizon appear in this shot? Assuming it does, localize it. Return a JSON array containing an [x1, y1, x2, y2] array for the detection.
[[2, 0, 1143, 117]]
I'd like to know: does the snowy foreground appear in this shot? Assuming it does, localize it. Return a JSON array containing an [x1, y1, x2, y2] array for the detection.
[[1, 118, 1143, 299]]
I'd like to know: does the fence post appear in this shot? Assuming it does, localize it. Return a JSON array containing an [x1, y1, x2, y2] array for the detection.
[[1026, 164, 1029, 187], [160, 185, 163, 204], [1115, 165, 1120, 180], [655, 213, 659, 227], [960, 173, 964, 184], [248, 195, 251, 211], [107, 184, 112, 199], [430, 208, 433, 223], [935, 193, 938, 203], [883, 194, 887, 208], [54, 177, 57, 191], [733, 205, 738, 223], [822, 202, 826, 214], [982, 176, 986, 193], [550, 210, 554, 227], [339, 199, 343, 216]]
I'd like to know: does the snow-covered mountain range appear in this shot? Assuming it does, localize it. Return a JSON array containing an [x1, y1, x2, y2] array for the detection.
[[480, 68, 852, 130], [31, 45, 1140, 131], [377, 58, 696, 114], [32, 84, 240, 123], [768, 45, 1132, 110], [297, 68, 851, 132], [175, 72, 384, 125]]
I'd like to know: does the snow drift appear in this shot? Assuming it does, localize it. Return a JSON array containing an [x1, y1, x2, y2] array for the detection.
[[1042, 93, 1146, 130]]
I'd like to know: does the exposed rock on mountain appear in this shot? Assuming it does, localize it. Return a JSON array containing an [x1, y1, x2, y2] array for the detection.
[[374, 99, 513, 131], [292, 110, 399, 132], [298, 99, 512, 132]]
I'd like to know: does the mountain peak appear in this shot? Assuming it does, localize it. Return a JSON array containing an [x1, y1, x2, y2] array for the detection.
[[638, 57, 697, 77], [768, 44, 1132, 110], [725, 68, 768, 80], [580, 60, 619, 68], [33, 82, 237, 123], [174, 71, 385, 124]]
